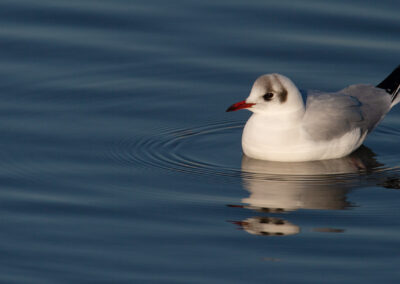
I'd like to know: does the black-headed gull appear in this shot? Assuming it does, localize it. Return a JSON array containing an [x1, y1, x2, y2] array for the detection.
[[227, 66, 400, 162]]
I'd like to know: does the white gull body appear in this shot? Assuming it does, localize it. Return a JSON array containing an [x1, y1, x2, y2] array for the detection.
[[227, 68, 400, 162]]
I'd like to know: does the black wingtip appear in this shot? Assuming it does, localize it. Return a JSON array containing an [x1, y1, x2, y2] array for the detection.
[[376, 65, 400, 95]]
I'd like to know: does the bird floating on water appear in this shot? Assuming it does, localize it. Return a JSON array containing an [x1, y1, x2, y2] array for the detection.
[[227, 66, 400, 162]]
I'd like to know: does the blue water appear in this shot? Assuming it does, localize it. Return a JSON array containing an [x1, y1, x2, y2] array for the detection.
[[0, 0, 400, 283]]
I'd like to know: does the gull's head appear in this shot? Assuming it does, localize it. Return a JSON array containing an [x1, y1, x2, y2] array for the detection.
[[226, 74, 304, 114]]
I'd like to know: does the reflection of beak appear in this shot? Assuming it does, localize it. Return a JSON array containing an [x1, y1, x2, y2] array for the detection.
[[226, 100, 255, 112], [229, 220, 249, 227]]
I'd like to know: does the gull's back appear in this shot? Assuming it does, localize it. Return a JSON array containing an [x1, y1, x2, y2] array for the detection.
[[303, 85, 392, 141]]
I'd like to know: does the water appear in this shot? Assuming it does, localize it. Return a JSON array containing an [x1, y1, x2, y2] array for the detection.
[[0, 0, 400, 283]]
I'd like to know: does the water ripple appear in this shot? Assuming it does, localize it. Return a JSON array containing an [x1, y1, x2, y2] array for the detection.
[[110, 120, 244, 179]]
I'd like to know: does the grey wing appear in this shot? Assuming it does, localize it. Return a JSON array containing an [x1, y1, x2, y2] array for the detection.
[[303, 84, 392, 141]]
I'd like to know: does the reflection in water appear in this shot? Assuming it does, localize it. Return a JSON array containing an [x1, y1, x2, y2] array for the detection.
[[231, 146, 395, 236], [231, 217, 300, 236], [381, 177, 400, 189], [313, 228, 345, 233]]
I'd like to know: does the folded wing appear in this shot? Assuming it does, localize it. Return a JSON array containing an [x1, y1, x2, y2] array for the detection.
[[303, 85, 392, 141]]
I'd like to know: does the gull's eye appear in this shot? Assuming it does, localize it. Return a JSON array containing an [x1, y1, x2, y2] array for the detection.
[[263, 92, 274, 101]]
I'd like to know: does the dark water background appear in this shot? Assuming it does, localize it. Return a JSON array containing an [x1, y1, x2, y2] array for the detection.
[[0, 0, 400, 283]]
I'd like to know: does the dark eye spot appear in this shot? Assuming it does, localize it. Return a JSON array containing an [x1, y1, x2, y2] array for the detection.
[[263, 92, 274, 101], [259, 218, 270, 224], [279, 89, 287, 103]]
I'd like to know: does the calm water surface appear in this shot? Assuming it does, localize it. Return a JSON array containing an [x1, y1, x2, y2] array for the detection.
[[0, 0, 400, 283]]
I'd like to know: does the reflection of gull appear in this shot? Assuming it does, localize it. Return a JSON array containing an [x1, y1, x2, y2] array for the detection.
[[240, 146, 381, 212], [230, 147, 386, 236], [230, 147, 400, 236], [232, 217, 300, 236]]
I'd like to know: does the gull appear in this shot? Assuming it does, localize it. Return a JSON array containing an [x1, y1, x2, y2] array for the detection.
[[226, 66, 400, 162]]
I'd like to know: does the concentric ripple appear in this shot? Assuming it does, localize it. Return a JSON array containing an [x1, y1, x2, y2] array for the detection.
[[110, 120, 245, 178], [110, 120, 400, 184]]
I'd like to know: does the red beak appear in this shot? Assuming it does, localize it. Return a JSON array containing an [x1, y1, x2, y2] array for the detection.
[[226, 100, 255, 112]]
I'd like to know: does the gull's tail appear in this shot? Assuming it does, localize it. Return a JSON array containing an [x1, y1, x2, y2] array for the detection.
[[376, 65, 400, 107]]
